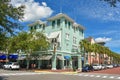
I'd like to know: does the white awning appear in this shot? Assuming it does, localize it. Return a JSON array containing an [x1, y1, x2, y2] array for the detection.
[[57, 56, 65, 60], [39, 55, 52, 60], [48, 31, 60, 39]]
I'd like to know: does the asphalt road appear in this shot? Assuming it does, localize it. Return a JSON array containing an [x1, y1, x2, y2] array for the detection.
[[0, 69, 120, 80], [1, 73, 120, 80]]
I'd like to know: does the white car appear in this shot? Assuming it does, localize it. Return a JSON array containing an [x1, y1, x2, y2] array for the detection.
[[92, 64, 102, 70], [3, 62, 20, 70], [106, 64, 113, 69]]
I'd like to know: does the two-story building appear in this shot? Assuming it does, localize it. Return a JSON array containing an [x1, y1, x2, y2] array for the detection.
[[28, 13, 85, 70]]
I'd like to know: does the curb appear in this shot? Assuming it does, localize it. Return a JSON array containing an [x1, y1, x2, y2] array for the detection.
[[34, 70, 78, 74]]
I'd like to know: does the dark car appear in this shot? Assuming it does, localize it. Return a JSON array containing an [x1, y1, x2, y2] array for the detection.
[[82, 65, 94, 72]]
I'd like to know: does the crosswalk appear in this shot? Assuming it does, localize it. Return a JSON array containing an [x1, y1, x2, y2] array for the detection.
[[1, 72, 120, 80], [0, 72, 47, 76], [65, 73, 120, 80]]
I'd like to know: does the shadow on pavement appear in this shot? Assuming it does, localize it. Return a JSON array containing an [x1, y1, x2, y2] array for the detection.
[[0, 76, 8, 80]]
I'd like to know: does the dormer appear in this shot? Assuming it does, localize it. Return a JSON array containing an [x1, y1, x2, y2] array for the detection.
[[28, 20, 46, 31], [47, 13, 74, 28]]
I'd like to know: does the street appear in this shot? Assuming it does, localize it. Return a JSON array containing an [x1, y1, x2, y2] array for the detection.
[[0, 67, 120, 80]]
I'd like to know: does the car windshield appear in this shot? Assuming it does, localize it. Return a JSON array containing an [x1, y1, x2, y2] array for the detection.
[[5, 62, 12, 65], [13, 63, 19, 65]]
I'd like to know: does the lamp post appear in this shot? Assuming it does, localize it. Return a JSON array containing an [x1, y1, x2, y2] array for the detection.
[[51, 38, 57, 70]]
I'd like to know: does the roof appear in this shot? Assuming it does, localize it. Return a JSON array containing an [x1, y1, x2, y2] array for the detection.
[[28, 20, 46, 27], [96, 42, 106, 45], [85, 37, 93, 42], [47, 13, 74, 23], [73, 22, 85, 30]]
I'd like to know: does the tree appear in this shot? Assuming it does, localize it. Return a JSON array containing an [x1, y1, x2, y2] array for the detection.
[[100, 0, 120, 7], [0, 0, 25, 34], [80, 39, 92, 65], [0, 31, 8, 50], [8, 31, 49, 69], [79, 38, 120, 65]]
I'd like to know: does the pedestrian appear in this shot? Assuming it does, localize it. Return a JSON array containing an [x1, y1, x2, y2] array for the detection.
[[33, 64, 36, 69]]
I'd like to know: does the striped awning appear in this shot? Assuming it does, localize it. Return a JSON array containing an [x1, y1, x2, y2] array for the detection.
[[39, 55, 52, 60]]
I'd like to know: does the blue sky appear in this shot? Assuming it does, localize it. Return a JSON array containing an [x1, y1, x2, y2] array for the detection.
[[11, 0, 120, 53]]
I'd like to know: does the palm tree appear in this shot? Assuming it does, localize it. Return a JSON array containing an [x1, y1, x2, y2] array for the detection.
[[80, 39, 92, 65]]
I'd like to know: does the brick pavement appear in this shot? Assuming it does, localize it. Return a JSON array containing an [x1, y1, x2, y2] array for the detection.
[[90, 67, 120, 75]]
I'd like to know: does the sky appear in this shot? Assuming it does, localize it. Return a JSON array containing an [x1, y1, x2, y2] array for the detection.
[[11, 0, 120, 53]]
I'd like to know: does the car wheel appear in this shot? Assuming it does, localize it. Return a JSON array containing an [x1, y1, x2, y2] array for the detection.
[[3, 67, 6, 70], [10, 67, 12, 70]]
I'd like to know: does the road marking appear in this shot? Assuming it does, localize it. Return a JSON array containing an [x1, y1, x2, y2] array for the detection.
[[78, 74, 83, 76], [0, 72, 46, 76], [117, 77, 120, 79], [90, 75, 94, 77], [96, 75, 101, 77], [84, 74, 89, 76], [109, 76, 114, 79], [102, 76, 107, 78], [73, 73, 120, 80]]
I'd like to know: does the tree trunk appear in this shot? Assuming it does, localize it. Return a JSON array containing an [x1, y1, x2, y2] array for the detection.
[[26, 59, 30, 69]]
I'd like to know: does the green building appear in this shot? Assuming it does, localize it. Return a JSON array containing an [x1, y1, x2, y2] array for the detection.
[[28, 13, 85, 70]]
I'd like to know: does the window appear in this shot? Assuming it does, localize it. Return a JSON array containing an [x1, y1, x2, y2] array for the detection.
[[66, 33, 69, 40], [30, 27, 33, 30], [43, 24, 45, 30], [74, 27, 76, 33], [68, 22, 70, 27], [73, 37, 77, 44], [34, 25, 36, 29], [65, 19, 67, 27], [52, 21, 55, 28], [66, 43, 69, 47], [81, 30, 83, 36], [57, 19, 60, 27]]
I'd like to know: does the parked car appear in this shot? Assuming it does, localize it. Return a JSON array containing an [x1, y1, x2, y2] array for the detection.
[[82, 65, 94, 72], [0, 62, 4, 69], [101, 64, 107, 69], [112, 64, 117, 67], [92, 64, 102, 70], [3, 62, 20, 70], [106, 64, 113, 69]]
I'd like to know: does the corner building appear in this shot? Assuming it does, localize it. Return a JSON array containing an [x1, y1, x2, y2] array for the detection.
[[28, 13, 85, 70]]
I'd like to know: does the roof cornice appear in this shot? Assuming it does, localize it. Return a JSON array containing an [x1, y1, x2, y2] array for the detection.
[[47, 13, 74, 23]]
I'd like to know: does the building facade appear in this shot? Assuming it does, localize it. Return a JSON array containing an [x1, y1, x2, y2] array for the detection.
[[86, 37, 111, 65], [28, 13, 85, 70]]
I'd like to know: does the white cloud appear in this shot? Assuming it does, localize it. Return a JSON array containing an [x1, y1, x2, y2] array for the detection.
[[106, 40, 120, 48], [11, 0, 53, 22], [95, 37, 112, 42], [78, 0, 120, 22], [42, 2, 47, 7]]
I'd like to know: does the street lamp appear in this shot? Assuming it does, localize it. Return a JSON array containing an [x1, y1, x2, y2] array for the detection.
[[51, 38, 57, 70]]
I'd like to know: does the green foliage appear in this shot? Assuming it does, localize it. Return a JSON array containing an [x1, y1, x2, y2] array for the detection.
[[0, 0, 25, 34], [79, 39, 120, 62], [0, 31, 8, 50], [8, 31, 49, 54]]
